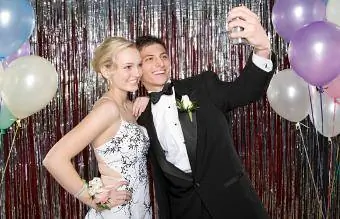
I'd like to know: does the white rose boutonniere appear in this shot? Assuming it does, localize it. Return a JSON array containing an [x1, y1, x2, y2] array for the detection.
[[176, 95, 198, 122]]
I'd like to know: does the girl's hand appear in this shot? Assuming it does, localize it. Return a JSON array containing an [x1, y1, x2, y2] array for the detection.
[[132, 96, 149, 118]]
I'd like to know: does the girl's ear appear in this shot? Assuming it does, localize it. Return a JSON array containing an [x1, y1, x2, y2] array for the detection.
[[100, 66, 109, 79]]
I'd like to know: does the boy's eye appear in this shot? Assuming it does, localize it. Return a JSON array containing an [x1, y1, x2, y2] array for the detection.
[[145, 57, 153, 62]]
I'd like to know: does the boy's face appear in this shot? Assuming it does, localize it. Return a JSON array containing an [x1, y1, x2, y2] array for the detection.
[[139, 43, 170, 91]]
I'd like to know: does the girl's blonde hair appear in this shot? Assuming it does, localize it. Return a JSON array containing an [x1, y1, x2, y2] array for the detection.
[[91, 37, 135, 74]]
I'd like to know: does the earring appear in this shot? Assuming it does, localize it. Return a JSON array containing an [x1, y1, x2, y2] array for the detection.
[[107, 79, 112, 87]]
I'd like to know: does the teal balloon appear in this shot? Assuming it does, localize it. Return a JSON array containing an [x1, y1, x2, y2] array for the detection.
[[0, 0, 35, 58], [0, 102, 16, 130]]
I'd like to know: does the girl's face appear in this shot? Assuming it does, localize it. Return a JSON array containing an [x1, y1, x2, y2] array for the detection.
[[108, 47, 142, 92]]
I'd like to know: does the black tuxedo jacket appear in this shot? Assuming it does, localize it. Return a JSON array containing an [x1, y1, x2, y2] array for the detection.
[[138, 55, 275, 219]]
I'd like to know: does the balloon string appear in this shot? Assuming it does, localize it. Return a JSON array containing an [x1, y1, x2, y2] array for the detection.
[[316, 86, 325, 93], [306, 86, 324, 217], [0, 120, 21, 188], [331, 98, 337, 136], [319, 91, 324, 134], [325, 98, 339, 218], [310, 87, 325, 209], [326, 137, 333, 219], [308, 86, 316, 125], [326, 139, 339, 219], [298, 122, 309, 129], [296, 122, 325, 219], [0, 130, 3, 154]]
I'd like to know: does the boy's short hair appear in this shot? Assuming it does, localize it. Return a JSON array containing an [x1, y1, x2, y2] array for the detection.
[[135, 35, 167, 51]]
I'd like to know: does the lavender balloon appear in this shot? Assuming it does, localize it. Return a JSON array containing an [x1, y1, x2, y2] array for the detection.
[[272, 0, 326, 42], [2, 42, 31, 69], [288, 21, 340, 86]]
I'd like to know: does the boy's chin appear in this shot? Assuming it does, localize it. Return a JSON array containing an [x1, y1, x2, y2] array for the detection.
[[156, 77, 170, 85]]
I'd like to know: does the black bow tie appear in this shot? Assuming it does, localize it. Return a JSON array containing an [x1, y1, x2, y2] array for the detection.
[[149, 83, 173, 104]]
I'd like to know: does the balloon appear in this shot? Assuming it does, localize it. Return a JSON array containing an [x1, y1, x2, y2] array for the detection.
[[0, 0, 35, 58], [288, 21, 340, 86], [309, 91, 340, 138], [324, 75, 340, 98], [0, 98, 16, 130], [2, 41, 30, 69], [326, 0, 340, 26], [0, 63, 4, 90], [267, 69, 310, 122], [272, 0, 325, 42], [1, 56, 58, 119]]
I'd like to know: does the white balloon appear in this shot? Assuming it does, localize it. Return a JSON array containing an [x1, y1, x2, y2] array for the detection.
[[0, 62, 5, 90], [267, 69, 310, 122], [309, 91, 340, 138], [326, 0, 340, 27], [1, 55, 58, 119]]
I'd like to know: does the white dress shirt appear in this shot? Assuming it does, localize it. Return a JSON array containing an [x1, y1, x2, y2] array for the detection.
[[151, 86, 192, 172], [151, 54, 272, 173]]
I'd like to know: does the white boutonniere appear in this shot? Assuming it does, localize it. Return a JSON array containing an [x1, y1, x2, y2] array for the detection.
[[176, 95, 198, 122]]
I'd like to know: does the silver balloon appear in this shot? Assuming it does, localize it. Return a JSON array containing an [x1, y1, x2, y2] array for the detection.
[[267, 68, 310, 122], [309, 91, 340, 138]]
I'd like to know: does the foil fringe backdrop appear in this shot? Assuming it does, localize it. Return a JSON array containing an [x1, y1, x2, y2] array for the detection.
[[0, 0, 339, 218]]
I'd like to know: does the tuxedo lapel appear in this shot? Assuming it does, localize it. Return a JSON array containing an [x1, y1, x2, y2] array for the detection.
[[177, 110, 197, 174], [173, 81, 198, 174], [142, 102, 192, 182]]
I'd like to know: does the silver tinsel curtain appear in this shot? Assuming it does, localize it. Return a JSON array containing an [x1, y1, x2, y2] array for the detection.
[[0, 0, 339, 218]]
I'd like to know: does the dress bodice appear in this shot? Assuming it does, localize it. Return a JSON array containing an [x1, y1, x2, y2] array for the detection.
[[86, 120, 152, 219]]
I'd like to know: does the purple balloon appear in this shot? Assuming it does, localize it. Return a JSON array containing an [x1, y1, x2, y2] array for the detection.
[[272, 0, 326, 42], [2, 41, 31, 68], [288, 21, 340, 86]]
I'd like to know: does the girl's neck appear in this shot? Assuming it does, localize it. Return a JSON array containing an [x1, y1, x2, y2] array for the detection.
[[105, 89, 129, 109]]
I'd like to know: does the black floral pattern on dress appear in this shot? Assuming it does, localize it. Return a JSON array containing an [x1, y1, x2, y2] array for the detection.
[[86, 121, 152, 219]]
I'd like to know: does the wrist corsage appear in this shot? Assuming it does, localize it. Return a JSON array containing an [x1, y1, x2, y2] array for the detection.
[[87, 177, 111, 211]]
